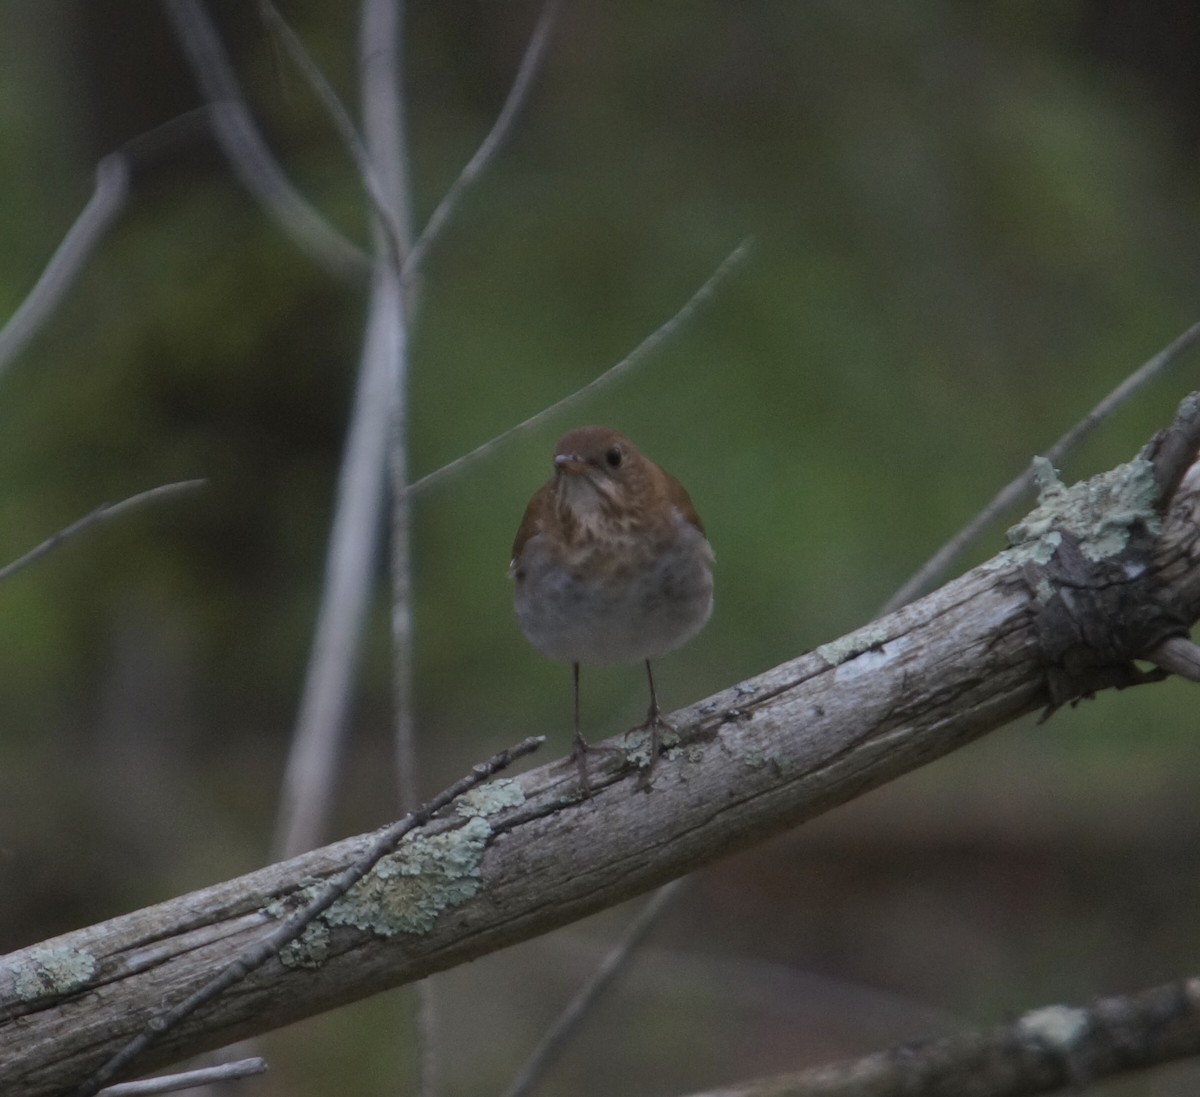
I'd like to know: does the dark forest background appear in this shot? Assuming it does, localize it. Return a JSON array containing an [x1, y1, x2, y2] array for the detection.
[[1, 3, 1199, 1095]]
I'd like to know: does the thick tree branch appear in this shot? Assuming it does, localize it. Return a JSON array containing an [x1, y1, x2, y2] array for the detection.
[[3, 395, 1199, 1097], [74, 738, 542, 1097]]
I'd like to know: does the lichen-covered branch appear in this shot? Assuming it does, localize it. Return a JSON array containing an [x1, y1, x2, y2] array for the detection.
[[3, 396, 1199, 1097], [681, 978, 1200, 1097]]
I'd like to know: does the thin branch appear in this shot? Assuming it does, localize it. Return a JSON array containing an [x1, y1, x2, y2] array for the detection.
[[99, 1058, 267, 1096], [406, 237, 753, 500], [269, 0, 416, 862], [677, 979, 1200, 1097], [355, 5, 439, 1096], [271, 322, 394, 857], [500, 879, 687, 1097], [0, 480, 206, 586], [403, 0, 559, 282], [163, 0, 368, 278], [75, 736, 544, 1097], [255, 0, 410, 269], [357, 0, 418, 797], [881, 318, 1200, 614], [0, 155, 129, 379]]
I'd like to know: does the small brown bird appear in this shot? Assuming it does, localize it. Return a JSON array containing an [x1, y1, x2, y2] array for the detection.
[[510, 426, 714, 791]]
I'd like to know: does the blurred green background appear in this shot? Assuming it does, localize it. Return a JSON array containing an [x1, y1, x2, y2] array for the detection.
[[2, 2, 1200, 1095]]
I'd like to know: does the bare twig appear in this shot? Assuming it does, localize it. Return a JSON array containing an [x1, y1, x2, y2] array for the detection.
[[256, 0, 410, 269], [163, 0, 368, 278], [500, 879, 687, 1097], [0, 480, 206, 586], [75, 736, 544, 1097], [882, 318, 1200, 614], [0, 155, 129, 378], [406, 237, 753, 500], [403, 0, 559, 282], [99, 1058, 267, 1095]]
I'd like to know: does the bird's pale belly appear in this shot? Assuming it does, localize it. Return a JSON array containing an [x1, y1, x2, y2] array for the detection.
[[513, 528, 713, 667]]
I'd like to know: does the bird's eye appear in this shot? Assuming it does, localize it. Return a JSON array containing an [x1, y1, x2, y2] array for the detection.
[[604, 446, 623, 469]]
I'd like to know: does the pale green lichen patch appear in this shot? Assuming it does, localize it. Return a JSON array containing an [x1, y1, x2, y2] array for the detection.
[[13, 945, 96, 999], [266, 816, 495, 957], [328, 816, 491, 936], [280, 921, 331, 969], [622, 726, 678, 769], [817, 625, 888, 666], [1006, 455, 1161, 565], [1019, 1004, 1089, 1047], [454, 778, 525, 819]]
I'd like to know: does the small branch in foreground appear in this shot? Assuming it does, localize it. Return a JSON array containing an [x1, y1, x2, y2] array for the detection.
[[0, 480, 207, 586], [405, 237, 753, 500], [74, 735, 543, 1097], [99, 1057, 267, 1096], [882, 318, 1200, 614], [680, 978, 1200, 1097]]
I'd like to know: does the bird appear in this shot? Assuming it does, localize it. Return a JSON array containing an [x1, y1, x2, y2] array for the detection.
[[510, 426, 714, 792]]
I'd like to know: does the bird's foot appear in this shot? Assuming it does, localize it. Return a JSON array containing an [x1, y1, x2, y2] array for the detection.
[[628, 704, 676, 790], [569, 733, 626, 798]]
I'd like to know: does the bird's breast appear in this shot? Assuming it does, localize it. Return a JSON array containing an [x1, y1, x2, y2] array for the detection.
[[512, 517, 713, 667]]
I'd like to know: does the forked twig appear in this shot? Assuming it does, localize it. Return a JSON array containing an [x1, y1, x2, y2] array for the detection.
[[0, 480, 206, 586], [882, 318, 1200, 614], [74, 736, 544, 1097], [164, 0, 368, 277], [270, 0, 415, 861], [403, 0, 560, 281], [257, 0, 410, 268], [354, 3, 436, 1093]]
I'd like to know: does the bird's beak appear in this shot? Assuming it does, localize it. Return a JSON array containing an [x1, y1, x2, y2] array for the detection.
[[554, 453, 587, 476]]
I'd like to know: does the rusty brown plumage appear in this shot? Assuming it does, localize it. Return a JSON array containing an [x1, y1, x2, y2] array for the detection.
[[510, 426, 713, 793]]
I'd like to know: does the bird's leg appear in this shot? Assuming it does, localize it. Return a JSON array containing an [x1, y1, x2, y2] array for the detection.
[[568, 662, 623, 796], [630, 660, 676, 783]]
